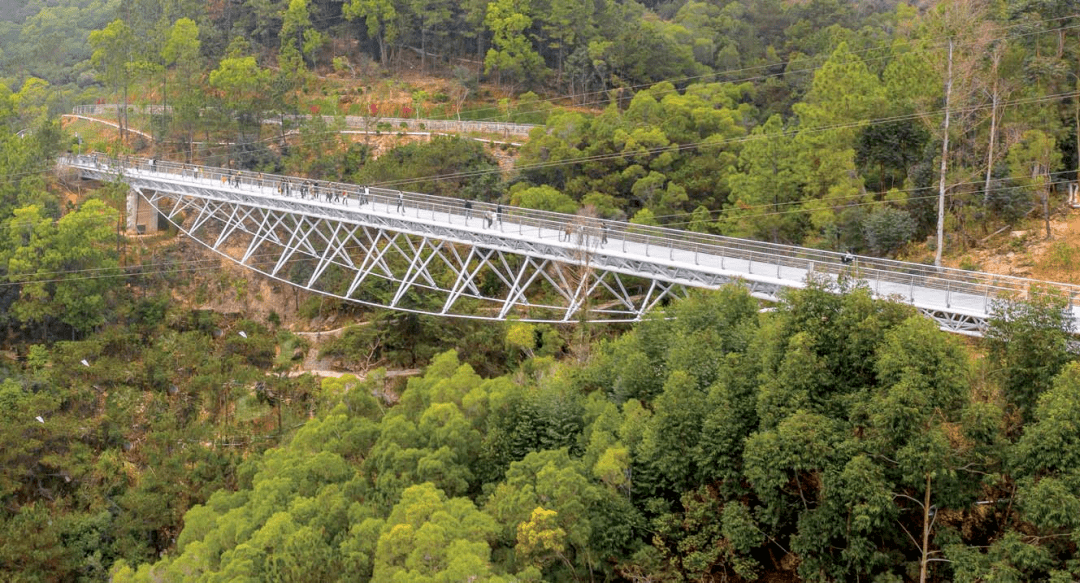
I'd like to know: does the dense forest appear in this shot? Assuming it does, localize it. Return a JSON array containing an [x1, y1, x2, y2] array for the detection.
[[2, 0, 1078, 256], [1, 0, 1080, 581]]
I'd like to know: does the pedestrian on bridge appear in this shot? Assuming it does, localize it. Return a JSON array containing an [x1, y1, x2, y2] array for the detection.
[[600, 222, 608, 247], [360, 186, 369, 206], [397, 191, 405, 214], [464, 200, 473, 222]]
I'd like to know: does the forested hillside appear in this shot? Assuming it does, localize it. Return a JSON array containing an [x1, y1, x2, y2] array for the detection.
[[1, 0, 1080, 581], [2, 0, 1077, 258], [103, 284, 1080, 582]]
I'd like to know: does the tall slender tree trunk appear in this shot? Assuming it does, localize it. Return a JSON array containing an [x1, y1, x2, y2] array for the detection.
[[983, 49, 1001, 208], [771, 154, 780, 243], [556, 46, 564, 87], [123, 81, 129, 144], [477, 33, 484, 76], [420, 28, 427, 73], [983, 85, 998, 207], [935, 39, 954, 268], [161, 67, 167, 156], [121, 3, 130, 144], [919, 473, 933, 583], [1039, 164, 1051, 239]]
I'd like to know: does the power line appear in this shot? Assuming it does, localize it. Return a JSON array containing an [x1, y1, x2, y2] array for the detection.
[[6, 166, 1072, 287], [655, 169, 1080, 223], [658, 177, 1077, 230], [1, 256, 221, 284], [1, 172, 1066, 289], [55, 88, 1080, 235], [78, 85, 1073, 196], [352, 89, 1080, 190]]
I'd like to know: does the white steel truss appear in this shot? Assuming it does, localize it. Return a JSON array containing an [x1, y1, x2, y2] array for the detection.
[[141, 187, 695, 322], [59, 154, 1080, 334]]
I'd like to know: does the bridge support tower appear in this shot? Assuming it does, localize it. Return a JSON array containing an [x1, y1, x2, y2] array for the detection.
[[126, 188, 160, 234]]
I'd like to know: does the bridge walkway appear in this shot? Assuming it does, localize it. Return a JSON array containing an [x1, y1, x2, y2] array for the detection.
[[60, 154, 1080, 335]]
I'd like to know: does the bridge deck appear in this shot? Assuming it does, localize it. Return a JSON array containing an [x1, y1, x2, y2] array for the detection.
[[60, 154, 1080, 335]]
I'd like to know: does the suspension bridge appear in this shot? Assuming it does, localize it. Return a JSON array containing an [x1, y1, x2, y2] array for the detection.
[[58, 153, 1080, 336]]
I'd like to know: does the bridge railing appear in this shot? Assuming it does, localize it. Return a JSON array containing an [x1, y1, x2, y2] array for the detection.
[[332, 183, 1080, 313], [600, 225, 1080, 312], [62, 153, 1080, 313]]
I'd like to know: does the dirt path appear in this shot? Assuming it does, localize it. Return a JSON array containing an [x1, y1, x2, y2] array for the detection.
[[61, 114, 154, 139], [286, 321, 424, 381], [283, 368, 421, 379], [292, 324, 359, 339]]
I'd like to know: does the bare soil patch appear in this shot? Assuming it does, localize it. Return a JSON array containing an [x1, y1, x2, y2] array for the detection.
[[951, 209, 1080, 284]]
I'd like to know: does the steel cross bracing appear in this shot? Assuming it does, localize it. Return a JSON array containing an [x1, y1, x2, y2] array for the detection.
[[59, 154, 1080, 334]]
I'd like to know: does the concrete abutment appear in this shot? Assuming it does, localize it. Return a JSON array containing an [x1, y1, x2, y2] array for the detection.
[[126, 188, 161, 234]]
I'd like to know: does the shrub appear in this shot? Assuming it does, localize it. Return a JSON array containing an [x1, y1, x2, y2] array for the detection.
[[862, 206, 916, 256], [1040, 240, 1080, 273]]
